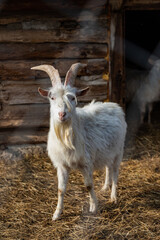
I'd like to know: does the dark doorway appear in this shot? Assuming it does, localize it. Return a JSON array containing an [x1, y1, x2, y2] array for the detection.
[[125, 10, 160, 125], [125, 10, 160, 70]]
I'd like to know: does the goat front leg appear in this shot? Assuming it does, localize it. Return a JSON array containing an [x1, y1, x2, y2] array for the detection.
[[52, 166, 69, 221], [82, 168, 97, 214]]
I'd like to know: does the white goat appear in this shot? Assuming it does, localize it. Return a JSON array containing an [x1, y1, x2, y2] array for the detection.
[[31, 63, 127, 220], [126, 59, 160, 124]]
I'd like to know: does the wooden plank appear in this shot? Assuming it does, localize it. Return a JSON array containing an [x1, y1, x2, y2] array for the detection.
[[0, 104, 50, 128], [110, 12, 125, 107], [0, 43, 108, 60], [0, 0, 107, 11], [110, 0, 160, 9], [0, 59, 107, 80], [0, 17, 108, 43], [0, 28, 107, 43], [0, 0, 107, 17], [0, 128, 48, 145], [124, 0, 160, 7], [0, 17, 108, 29], [0, 76, 107, 105], [0, 18, 107, 30], [0, 13, 108, 25]]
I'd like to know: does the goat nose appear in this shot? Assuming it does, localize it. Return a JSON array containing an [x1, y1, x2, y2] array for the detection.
[[58, 112, 66, 118]]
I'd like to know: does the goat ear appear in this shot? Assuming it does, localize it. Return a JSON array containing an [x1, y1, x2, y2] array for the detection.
[[76, 87, 89, 96], [38, 87, 49, 97]]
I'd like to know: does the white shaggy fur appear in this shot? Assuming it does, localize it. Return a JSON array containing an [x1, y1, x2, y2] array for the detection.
[[126, 59, 160, 124], [32, 63, 127, 220]]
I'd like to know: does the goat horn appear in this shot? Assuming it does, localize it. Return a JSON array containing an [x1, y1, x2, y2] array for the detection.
[[31, 65, 61, 86], [64, 63, 87, 87]]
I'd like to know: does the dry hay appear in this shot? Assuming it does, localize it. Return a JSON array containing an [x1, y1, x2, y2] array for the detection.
[[0, 125, 160, 240]]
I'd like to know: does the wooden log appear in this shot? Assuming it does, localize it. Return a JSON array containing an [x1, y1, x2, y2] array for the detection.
[[0, 104, 50, 128], [0, 59, 107, 80], [0, 17, 107, 30], [124, 0, 160, 8], [110, 12, 125, 106], [0, 128, 48, 145], [0, 76, 107, 105], [0, 12, 108, 25], [0, 28, 107, 43], [0, 15, 108, 43], [0, 0, 107, 17], [0, 0, 107, 9], [0, 43, 107, 60]]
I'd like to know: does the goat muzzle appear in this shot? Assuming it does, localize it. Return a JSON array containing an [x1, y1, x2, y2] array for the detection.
[[58, 112, 66, 121]]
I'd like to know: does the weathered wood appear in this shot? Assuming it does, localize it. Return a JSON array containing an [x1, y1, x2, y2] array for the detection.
[[1, 76, 107, 105], [109, 0, 123, 10], [0, 128, 48, 145], [0, 43, 107, 60], [0, 59, 107, 80], [0, 104, 49, 128], [110, 0, 160, 10], [0, 17, 108, 43], [0, 28, 107, 43], [0, 0, 107, 11], [110, 12, 125, 107], [124, 0, 160, 8], [0, 12, 108, 25], [0, 0, 107, 17], [0, 17, 108, 29]]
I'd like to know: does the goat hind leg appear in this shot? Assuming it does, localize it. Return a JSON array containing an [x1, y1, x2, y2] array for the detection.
[[101, 165, 112, 191], [111, 157, 121, 203]]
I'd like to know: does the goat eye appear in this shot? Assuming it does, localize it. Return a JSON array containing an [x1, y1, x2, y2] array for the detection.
[[51, 97, 55, 100], [71, 97, 75, 101]]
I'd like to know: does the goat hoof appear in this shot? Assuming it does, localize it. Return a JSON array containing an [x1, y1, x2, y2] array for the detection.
[[101, 183, 111, 192], [110, 196, 117, 204], [89, 203, 97, 214], [101, 185, 108, 192], [52, 210, 62, 221]]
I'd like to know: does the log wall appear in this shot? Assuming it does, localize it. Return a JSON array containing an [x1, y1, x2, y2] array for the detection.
[[0, 0, 108, 145]]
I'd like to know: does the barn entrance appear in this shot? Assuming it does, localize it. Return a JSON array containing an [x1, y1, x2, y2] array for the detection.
[[124, 10, 160, 124], [125, 10, 160, 70]]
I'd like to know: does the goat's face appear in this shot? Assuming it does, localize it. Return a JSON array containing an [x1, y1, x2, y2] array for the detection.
[[48, 86, 77, 123], [31, 63, 89, 123]]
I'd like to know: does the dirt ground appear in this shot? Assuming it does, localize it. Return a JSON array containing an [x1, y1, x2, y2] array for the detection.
[[0, 125, 160, 240]]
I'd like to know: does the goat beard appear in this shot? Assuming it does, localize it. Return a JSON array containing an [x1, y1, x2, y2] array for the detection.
[[54, 121, 75, 150]]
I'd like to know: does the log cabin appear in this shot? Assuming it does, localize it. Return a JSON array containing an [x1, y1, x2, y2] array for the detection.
[[0, 0, 160, 146]]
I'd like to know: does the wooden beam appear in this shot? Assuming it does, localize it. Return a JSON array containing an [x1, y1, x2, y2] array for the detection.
[[0, 17, 108, 43], [0, 0, 107, 16], [0, 128, 48, 145], [0, 104, 49, 128], [0, 13, 108, 25], [0, 29, 107, 44], [124, 0, 160, 8], [0, 59, 107, 80], [110, 12, 125, 107], [0, 43, 108, 60]]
